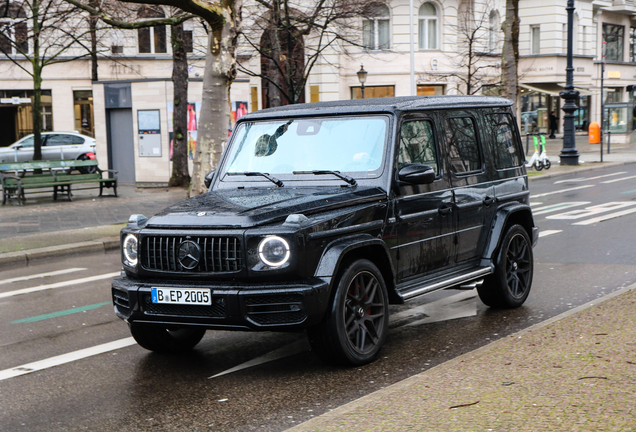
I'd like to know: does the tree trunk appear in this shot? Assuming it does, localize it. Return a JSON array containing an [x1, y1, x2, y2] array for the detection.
[[32, 0, 42, 161], [189, 3, 239, 197], [169, 22, 191, 188], [502, 0, 519, 112]]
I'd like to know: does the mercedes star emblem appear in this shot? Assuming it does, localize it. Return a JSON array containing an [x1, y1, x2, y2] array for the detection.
[[178, 240, 201, 269]]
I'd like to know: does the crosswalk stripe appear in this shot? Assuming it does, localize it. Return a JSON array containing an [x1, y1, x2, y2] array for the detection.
[[0, 272, 120, 299], [573, 207, 636, 225]]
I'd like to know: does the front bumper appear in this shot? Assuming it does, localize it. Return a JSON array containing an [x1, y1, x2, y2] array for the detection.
[[111, 276, 331, 331]]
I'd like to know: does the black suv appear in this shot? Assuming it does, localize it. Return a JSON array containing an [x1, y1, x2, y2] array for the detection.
[[113, 96, 538, 365]]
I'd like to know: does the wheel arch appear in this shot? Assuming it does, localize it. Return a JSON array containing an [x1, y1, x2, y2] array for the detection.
[[314, 234, 399, 304], [482, 203, 535, 261]]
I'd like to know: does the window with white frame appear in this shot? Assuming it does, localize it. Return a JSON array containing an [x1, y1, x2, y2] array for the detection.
[[111, 29, 124, 54], [531, 25, 540, 55], [363, 3, 390, 50], [0, 3, 28, 55], [488, 10, 499, 52], [183, 19, 194, 53], [138, 6, 167, 54], [418, 3, 438, 50]]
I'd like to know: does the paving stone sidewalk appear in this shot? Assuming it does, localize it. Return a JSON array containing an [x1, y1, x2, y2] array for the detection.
[[289, 284, 636, 432]]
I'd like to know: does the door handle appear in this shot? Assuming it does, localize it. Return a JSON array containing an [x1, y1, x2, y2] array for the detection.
[[438, 203, 453, 216], [483, 196, 496, 207]]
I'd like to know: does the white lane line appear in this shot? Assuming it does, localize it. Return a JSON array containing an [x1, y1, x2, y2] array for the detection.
[[600, 175, 636, 184], [532, 202, 590, 216], [0, 268, 87, 286], [539, 230, 562, 238], [0, 272, 120, 299], [554, 172, 627, 184], [546, 202, 636, 221], [209, 338, 310, 379], [0, 337, 136, 381], [573, 207, 636, 225], [530, 185, 595, 198], [529, 202, 543, 207]]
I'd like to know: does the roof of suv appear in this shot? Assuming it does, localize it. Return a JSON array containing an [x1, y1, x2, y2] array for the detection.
[[241, 95, 513, 121]]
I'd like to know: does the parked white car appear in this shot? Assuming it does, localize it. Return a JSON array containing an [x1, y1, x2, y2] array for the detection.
[[0, 132, 97, 164]]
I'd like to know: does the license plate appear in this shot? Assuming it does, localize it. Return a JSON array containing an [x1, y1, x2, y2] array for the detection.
[[151, 287, 211, 305]]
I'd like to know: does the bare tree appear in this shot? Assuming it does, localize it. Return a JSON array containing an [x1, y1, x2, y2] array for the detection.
[[239, 0, 373, 107], [0, 0, 95, 160], [501, 0, 519, 111]]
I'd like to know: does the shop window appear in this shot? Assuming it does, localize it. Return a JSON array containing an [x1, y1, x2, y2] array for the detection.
[[630, 27, 636, 62], [0, 3, 28, 55], [363, 3, 390, 50], [604, 88, 621, 104], [138, 6, 167, 54], [310, 85, 319, 103], [399, 120, 438, 173], [603, 23, 624, 62], [418, 3, 438, 50], [250, 86, 259, 112], [74, 90, 94, 137], [531, 25, 540, 55], [351, 85, 395, 99], [417, 85, 444, 96], [445, 117, 481, 174]]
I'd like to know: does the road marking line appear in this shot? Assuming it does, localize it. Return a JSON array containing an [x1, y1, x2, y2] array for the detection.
[[11, 302, 111, 324], [547, 202, 636, 220], [600, 175, 636, 184], [0, 268, 87, 286], [539, 230, 562, 238], [530, 185, 594, 198], [573, 207, 636, 225], [554, 172, 627, 184], [0, 272, 120, 299], [0, 337, 136, 381], [532, 202, 590, 216], [529, 202, 543, 207], [620, 189, 636, 194]]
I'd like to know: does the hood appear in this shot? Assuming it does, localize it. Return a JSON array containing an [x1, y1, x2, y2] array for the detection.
[[145, 186, 387, 229]]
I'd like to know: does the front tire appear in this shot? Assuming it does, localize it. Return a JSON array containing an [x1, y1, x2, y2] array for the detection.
[[544, 159, 551, 170], [534, 160, 544, 171], [477, 224, 533, 308], [129, 323, 206, 353], [308, 259, 389, 366]]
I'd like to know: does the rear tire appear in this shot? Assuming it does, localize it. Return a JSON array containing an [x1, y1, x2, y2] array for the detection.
[[129, 323, 206, 353], [544, 159, 551, 170], [534, 160, 544, 171], [307, 259, 389, 366], [477, 224, 533, 308], [77, 154, 97, 174]]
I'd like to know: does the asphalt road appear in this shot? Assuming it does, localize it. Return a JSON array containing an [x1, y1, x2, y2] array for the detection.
[[1, 164, 635, 431]]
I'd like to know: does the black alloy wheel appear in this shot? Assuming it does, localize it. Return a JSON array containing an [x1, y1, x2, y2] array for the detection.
[[477, 224, 533, 308], [308, 259, 389, 366]]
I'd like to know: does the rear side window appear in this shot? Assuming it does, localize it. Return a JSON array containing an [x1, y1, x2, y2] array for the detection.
[[486, 113, 523, 169], [445, 117, 481, 174], [398, 120, 438, 174], [46, 135, 85, 146]]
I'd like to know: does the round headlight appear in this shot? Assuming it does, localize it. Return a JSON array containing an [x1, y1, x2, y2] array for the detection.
[[258, 236, 290, 267], [123, 234, 138, 266]]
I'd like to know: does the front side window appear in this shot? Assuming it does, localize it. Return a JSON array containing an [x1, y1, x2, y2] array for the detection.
[[138, 6, 167, 54], [222, 117, 388, 181], [485, 114, 522, 169], [398, 120, 438, 174], [418, 3, 438, 50], [0, 4, 28, 55], [445, 117, 481, 174], [363, 4, 390, 50], [603, 23, 624, 62]]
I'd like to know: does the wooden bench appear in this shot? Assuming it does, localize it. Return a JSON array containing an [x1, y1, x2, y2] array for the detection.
[[0, 160, 117, 205]]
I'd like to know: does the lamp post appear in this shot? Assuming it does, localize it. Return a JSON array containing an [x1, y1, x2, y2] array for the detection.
[[558, 0, 580, 165], [357, 64, 368, 99]]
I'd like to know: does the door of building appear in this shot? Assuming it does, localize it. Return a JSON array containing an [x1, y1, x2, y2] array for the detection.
[[0, 107, 17, 147], [107, 108, 135, 184]]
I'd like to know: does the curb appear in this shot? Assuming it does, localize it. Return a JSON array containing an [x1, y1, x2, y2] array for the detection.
[[0, 236, 119, 269], [288, 281, 636, 431]]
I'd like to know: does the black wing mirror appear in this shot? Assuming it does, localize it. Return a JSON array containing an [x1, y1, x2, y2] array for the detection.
[[204, 170, 215, 189], [398, 163, 436, 185]]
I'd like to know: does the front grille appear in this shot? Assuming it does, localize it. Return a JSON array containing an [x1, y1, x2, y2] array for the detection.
[[142, 295, 226, 318], [141, 235, 243, 273], [112, 288, 131, 317], [245, 295, 307, 325]]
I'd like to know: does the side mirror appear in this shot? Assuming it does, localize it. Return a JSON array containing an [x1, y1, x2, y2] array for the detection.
[[398, 163, 436, 185], [204, 170, 215, 189]]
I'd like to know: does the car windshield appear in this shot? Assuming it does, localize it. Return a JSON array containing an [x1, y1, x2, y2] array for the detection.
[[222, 116, 388, 181]]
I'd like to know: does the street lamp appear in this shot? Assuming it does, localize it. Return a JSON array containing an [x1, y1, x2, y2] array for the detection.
[[357, 64, 368, 99], [559, 0, 580, 165]]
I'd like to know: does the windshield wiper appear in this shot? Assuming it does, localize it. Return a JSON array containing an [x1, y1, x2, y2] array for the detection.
[[227, 171, 284, 187], [293, 170, 357, 186]]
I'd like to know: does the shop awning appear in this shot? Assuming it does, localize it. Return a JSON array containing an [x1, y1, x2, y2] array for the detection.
[[520, 83, 594, 96]]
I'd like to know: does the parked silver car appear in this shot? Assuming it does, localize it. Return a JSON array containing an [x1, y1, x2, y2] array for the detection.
[[0, 132, 97, 163]]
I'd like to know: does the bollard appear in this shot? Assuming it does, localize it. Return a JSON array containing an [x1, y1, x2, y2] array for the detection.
[[526, 133, 530, 155], [607, 131, 611, 154]]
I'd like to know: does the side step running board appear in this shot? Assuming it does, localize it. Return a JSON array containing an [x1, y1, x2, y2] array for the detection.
[[398, 266, 493, 301]]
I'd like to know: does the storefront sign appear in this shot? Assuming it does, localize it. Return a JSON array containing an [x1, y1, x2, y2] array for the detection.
[[608, 71, 621, 78], [0, 97, 31, 104]]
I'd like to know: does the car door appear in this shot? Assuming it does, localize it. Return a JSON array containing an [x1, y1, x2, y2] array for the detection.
[[390, 115, 455, 283], [42, 134, 69, 160], [15, 136, 35, 162], [442, 111, 494, 264]]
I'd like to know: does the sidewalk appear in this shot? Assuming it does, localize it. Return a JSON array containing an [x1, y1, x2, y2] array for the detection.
[[289, 283, 636, 432]]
